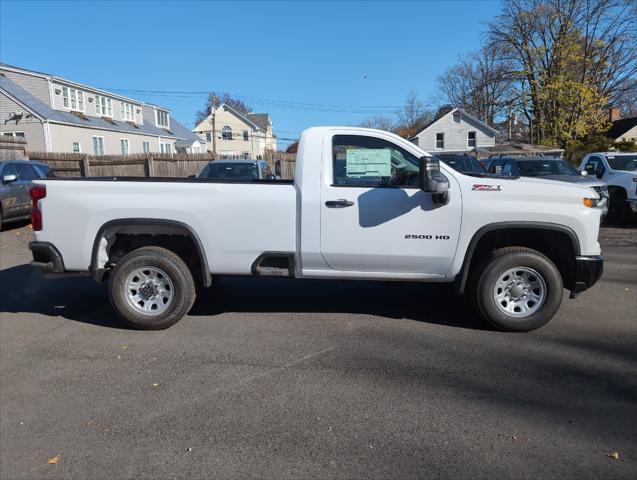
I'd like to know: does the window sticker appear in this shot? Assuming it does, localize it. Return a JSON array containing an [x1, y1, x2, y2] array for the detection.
[[346, 148, 391, 177]]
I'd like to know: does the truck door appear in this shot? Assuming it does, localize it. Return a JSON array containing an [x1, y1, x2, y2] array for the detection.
[[319, 132, 461, 276]]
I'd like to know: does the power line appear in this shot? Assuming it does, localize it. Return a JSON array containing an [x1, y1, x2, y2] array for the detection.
[[98, 87, 401, 113]]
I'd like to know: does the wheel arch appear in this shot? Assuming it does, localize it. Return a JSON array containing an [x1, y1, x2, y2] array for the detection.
[[455, 222, 580, 294], [90, 218, 212, 287]]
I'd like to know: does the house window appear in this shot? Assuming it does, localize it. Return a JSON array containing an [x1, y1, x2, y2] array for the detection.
[[243, 130, 249, 141], [156, 110, 169, 128], [62, 87, 85, 111], [142, 141, 150, 153], [1, 131, 25, 138], [121, 102, 136, 122], [222, 126, 232, 140], [436, 133, 444, 149], [452, 112, 461, 123], [205, 132, 212, 143], [95, 95, 112, 117], [160, 142, 172, 154], [120, 138, 130, 155], [72, 142, 81, 153], [468, 131, 476, 148], [92, 136, 104, 155]]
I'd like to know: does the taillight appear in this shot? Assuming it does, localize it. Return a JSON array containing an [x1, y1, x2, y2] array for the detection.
[[30, 185, 46, 231]]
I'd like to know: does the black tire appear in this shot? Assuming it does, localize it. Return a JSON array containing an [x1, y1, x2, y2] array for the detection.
[[0, 208, 3, 232], [469, 247, 563, 332], [109, 246, 196, 330], [607, 188, 628, 225]]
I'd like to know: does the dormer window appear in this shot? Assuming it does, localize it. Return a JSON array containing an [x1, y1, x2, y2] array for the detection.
[[452, 112, 461, 123], [63, 86, 85, 112], [95, 95, 112, 117], [156, 109, 169, 128], [121, 102, 136, 122]]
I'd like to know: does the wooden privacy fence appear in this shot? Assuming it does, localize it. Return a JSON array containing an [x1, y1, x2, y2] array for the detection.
[[25, 151, 297, 179], [0, 137, 28, 160]]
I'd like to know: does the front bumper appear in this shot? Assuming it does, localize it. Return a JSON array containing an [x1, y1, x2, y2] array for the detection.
[[570, 255, 604, 298], [627, 199, 637, 214]]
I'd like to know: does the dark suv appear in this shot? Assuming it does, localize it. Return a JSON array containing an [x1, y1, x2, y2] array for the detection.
[[0, 160, 50, 230]]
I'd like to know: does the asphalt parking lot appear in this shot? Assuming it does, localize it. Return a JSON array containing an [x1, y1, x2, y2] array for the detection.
[[1, 222, 636, 480]]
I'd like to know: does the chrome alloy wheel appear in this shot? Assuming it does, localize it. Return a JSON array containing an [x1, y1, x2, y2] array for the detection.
[[493, 267, 546, 318], [124, 266, 175, 315]]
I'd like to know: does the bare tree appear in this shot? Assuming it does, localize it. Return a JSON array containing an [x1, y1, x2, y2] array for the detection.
[[195, 92, 252, 125], [437, 46, 515, 126], [395, 91, 433, 138], [358, 115, 395, 131]]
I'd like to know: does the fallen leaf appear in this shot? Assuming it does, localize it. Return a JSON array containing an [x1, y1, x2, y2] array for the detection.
[[152, 383, 159, 387], [121, 345, 129, 349], [47, 455, 60, 465], [608, 452, 620, 460]]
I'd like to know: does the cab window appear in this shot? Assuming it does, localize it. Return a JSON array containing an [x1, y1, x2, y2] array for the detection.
[[332, 135, 419, 188]]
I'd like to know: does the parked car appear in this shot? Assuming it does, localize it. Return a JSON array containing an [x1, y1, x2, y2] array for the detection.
[[198, 159, 276, 181], [0, 160, 50, 230], [482, 156, 608, 218], [29, 127, 604, 333], [436, 154, 488, 176], [578, 152, 637, 223]]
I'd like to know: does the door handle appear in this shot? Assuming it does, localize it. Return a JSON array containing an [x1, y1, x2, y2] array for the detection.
[[325, 199, 354, 208]]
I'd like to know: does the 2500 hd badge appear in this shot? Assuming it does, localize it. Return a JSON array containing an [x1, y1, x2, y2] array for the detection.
[[405, 234, 451, 240]]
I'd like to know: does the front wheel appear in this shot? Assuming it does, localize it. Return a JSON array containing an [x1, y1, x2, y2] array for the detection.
[[109, 246, 196, 330], [470, 247, 563, 332]]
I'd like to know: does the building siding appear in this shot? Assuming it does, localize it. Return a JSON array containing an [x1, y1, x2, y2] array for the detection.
[[617, 125, 637, 142], [413, 110, 496, 153], [49, 80, 144, 125], [1, 69, 51, 106], [48, 123, 177, 155], [0, 92, 46, 151]]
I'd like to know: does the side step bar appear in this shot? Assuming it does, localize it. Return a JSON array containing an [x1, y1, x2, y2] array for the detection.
[[251, 252, 295, 277]]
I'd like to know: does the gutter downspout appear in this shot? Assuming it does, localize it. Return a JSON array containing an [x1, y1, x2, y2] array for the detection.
[[43, 120, 52, 152]]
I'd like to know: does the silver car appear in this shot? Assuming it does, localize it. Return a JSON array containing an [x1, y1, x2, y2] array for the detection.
[[483, 156, 609, 218], [0, 160, 50, 230]]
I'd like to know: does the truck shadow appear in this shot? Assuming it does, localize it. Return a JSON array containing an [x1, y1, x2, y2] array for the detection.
[[0, 264, 486, 331]]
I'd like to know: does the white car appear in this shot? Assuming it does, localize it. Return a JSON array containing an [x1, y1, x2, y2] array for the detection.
[[579, 152, 637, 223], [29, 127, 604, 332]]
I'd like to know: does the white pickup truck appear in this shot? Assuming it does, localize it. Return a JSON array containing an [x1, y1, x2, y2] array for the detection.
[[29, 127, 604, 332], [579, 152, 637, 223]]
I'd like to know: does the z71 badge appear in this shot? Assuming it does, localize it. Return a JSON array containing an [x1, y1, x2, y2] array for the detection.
[[472, 184, 502, 191]]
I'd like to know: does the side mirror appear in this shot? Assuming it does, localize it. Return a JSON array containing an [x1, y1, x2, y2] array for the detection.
[[2, 174, 17, 184], [580, 170, 588, 176], [265, 173, 276, 180], [419, 156, 450, 205]]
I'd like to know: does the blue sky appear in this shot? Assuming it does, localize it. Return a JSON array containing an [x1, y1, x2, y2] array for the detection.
[[0, 0, 501, 147]]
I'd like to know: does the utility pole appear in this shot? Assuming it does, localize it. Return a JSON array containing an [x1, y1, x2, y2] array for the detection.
[[211, 95, 217, 157]]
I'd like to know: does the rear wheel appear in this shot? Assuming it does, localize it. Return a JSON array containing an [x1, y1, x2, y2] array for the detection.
[[109, 246, 196, 330], [470, 247, 563, 332]]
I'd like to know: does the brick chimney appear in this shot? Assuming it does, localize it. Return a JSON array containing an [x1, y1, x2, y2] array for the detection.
[[609, 107, 621, 122]]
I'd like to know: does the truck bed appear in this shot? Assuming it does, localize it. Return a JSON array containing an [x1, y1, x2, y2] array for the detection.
[[35, 177, 297, 274]]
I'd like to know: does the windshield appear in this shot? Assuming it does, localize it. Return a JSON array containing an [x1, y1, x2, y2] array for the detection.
[[437, 155, 486, 174], [199, 162, 258, 180], [607, 155, 637, 172], [517, 159, 578, 176]]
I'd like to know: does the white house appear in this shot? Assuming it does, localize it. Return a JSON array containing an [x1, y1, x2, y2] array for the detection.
[[410, 108, 497, 153], [193, 103, 276, 158]]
